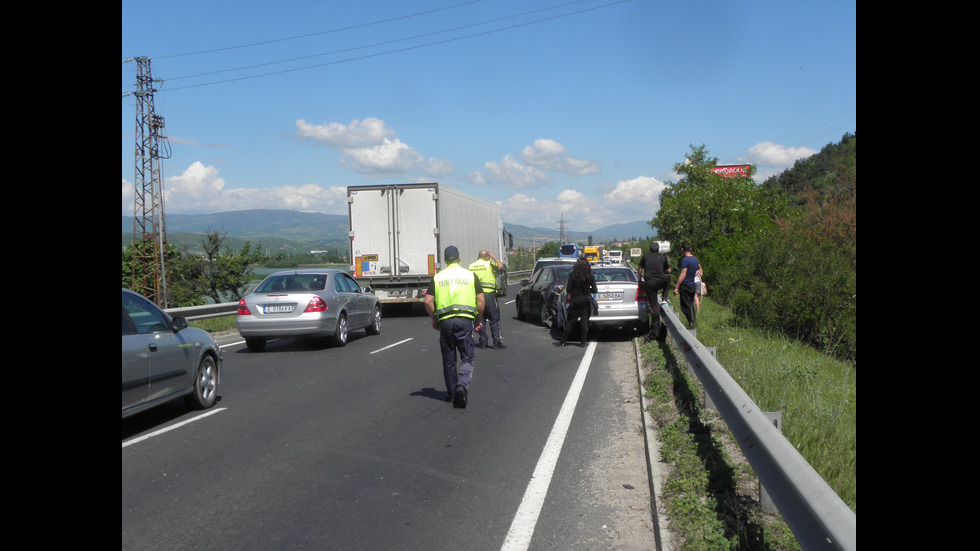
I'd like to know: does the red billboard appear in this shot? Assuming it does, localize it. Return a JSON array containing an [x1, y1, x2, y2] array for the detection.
[[711, 164, 751, 178]]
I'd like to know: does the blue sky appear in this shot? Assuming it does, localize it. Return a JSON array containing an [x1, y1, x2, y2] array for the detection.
[[122, 0, 856, 232]]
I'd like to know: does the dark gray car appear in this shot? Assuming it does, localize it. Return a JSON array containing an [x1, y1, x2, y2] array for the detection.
[[236, 269, 381, 352], [122, 288, 222, 419]]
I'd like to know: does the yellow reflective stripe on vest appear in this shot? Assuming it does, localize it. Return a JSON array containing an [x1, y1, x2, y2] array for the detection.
[[467, 259, 497, 292], [433, 264, 478, 320]]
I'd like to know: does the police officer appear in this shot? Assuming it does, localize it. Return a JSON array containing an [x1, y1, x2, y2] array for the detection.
[[425, 246, 485, 408], [469, 250, 505, 349]]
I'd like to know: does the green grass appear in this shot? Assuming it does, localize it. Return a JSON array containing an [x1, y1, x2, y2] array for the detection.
[[190, 316, 238, 334], [638, 295, 855, 550]]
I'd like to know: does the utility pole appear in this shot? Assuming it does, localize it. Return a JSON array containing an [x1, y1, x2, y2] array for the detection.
[[558, 213, 567, 244], [123, 57, 172, 307]]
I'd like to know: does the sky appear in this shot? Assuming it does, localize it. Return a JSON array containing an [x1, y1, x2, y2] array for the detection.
[[122, 0, 856, 233]]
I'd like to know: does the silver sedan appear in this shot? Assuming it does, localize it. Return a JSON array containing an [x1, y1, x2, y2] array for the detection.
[[236, 269, 381, 352], [556, 266, 650, 336]]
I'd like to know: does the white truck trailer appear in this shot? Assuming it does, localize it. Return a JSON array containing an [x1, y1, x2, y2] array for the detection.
[[347, 183, 510, 304]]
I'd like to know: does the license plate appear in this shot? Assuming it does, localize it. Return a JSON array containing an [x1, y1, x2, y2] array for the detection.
[[597, 292, 622, 301], [263, 304, 294, 313]]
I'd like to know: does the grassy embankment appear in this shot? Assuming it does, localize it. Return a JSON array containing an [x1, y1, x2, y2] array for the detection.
[[638, 295, 855, 550]]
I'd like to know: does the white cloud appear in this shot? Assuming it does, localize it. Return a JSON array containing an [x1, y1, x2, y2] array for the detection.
[[520, 139, 600, 176], [122, 162, 349, 215], [296, 118, 452, 178], [742, 141, 816, 167], [471, 139, 598, 190], [497, 176, 662, 230]]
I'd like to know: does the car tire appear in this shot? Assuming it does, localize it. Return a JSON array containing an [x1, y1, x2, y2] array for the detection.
[[539, 303, 549, 327], [332, 313, 348, 347], [516, 296, 526, 320], [366, 306, 382, 335], [185, 354, 218, 410], [245, 338, 266, 352]]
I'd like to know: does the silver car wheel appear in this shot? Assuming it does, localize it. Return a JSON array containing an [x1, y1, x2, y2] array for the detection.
[[332, 313, 348, 347], [185, 355, 218, 410], [366, 307, 382, 335]]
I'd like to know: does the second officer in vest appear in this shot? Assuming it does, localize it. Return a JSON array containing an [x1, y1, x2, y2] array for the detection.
[[425, 246, 485, 408], [469, 250, 505, 349]]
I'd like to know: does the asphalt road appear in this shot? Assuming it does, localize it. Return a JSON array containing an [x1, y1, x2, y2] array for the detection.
[[122, 298, 662, 551]]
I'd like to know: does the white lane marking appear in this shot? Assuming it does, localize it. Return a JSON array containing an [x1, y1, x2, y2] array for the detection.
[[122, 408, 226, 448], [501, 341, 597, 551], [370, 338, 414, 354]]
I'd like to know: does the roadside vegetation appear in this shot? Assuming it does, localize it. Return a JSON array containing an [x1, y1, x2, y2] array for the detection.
[[637, 293, 854, 550]]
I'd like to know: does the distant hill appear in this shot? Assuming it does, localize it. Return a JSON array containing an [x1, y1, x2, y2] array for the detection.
[[122, 210, 655, 254]]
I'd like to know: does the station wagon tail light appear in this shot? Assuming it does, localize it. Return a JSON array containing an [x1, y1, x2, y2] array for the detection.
[[237, 299, 251, 315], [305, 296, 327, 313]]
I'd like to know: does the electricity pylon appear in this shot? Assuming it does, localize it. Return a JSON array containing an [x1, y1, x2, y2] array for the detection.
[[123, 57, 172, 306]]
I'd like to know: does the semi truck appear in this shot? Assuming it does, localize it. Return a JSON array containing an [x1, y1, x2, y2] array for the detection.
[[347, 183, 510, 304]]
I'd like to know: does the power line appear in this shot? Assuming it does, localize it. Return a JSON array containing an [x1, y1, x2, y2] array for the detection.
[[164, 0, 596, 84], [152, 0, 485, 60], [146, 0, 633, 92]]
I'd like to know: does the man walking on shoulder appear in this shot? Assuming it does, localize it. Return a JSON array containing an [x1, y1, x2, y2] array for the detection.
[[425, 246, 485, 408], [637, 242, 671, 341], [673, 242, 700, 329]]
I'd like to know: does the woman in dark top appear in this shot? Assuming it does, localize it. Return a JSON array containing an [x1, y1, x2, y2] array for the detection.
[[559, 257, 598, 347]]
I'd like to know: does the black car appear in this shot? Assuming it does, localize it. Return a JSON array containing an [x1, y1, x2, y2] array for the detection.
[[515, 264, 575, 327]]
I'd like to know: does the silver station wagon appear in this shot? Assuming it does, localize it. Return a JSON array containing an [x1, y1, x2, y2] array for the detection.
[[236, 269, 381, 352], [122, 288, 222, 419], [556, 266, 650, 336]]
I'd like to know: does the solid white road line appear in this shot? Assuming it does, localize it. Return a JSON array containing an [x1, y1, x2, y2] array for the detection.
[[500, 341, 597, 551], [370, 338, 414, 354], [122, 408, 227, 448]]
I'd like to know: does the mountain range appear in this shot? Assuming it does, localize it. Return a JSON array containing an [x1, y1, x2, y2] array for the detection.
[[122, 209, 656, 254]]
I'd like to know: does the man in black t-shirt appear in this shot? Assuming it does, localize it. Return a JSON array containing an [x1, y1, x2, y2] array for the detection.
[[636, 242, 671, 341]]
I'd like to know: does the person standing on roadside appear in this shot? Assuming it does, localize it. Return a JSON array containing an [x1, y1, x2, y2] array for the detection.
[[469, 250, 505, 349], [425, 246, 485, 409], [558, 257, 597, 347], [636, 241, 671, 341], [673, 242, 700, 329]]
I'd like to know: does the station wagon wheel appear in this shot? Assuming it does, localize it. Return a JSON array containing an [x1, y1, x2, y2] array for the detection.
[[366, 306, 382, 335], [332, 313, 348, 346], [516, 296, 526, 320], [539, 302, 549, 327], [185, 355, 218, 410]]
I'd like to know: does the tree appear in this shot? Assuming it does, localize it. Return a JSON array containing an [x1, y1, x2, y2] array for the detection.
[[652, 144, 786, 291], [198, 230, 265, 303]]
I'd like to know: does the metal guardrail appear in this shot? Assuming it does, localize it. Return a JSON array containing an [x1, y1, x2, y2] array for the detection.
[[659, 303, 856, 551], [166, 302, 238, 321]]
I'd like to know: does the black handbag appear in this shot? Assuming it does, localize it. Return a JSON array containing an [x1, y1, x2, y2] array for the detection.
[[590, 295, 598, 316]]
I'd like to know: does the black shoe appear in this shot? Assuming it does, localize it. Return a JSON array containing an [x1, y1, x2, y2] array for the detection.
[[453, 385, 467, 408], [554, 339, 566, 347], [578, 342, 587, 347], [475, 342, 487, 349], [492, 343, 506, 349]]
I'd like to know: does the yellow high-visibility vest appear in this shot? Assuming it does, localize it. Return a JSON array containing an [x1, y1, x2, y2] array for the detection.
[[433, 263, 478, 320], [468, 258, 497, 293]]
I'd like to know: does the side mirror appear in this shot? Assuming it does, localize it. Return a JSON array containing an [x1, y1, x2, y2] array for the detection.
[[172, 316, 189, 332]]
